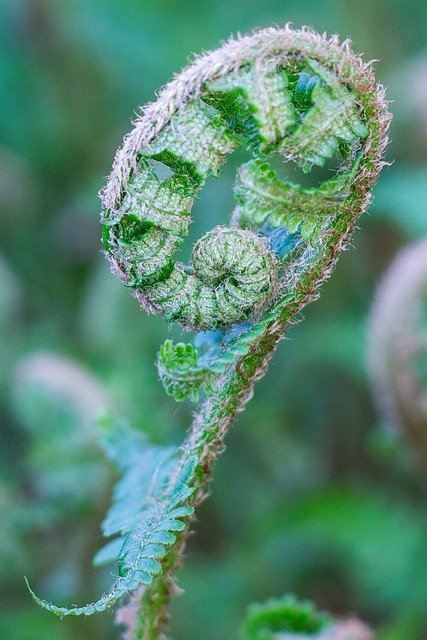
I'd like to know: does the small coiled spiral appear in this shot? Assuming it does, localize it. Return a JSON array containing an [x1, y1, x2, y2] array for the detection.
[[103, 106, 280, 331]]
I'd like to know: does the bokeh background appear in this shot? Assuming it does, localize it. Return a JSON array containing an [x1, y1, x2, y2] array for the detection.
[[1, 1, 427, 639]]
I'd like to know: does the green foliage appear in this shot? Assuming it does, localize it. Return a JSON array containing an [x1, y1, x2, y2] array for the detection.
[[241, 594, 373, 639], [280, 59, 368, 172], [206, 60, 297, 154], [11, 354, 109, 510], [242, 595, 331, 639], [234, 158, 357, 240], [28, 418, 196, 615], [157, 339, 216, 402]]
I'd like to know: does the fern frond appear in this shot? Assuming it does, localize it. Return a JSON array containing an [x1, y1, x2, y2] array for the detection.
[[29, 25, 390, 636], [368, 238, 427, 471], [206, 57, 297, 154], [145, 100, 238, 177], [233, 158, 356, 241], [156, 339, 217, 402], [27, 420, 196, 615], [281, 59, 368, 172]]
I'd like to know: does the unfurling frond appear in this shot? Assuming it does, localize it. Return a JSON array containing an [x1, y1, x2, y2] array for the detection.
[[29, 25, 390, 637]]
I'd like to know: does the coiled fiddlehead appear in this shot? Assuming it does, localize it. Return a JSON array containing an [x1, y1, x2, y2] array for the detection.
[[101, 37, 369, 338], [368, 238, 427, 471], [29, 26, 390, 638], [98, 26, 390, 403]]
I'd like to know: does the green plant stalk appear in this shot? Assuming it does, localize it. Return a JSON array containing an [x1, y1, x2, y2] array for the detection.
[[124, 211, 373, 640]]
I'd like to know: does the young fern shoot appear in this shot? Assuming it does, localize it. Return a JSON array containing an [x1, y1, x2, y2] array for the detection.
[[28, 25, 390, 639]]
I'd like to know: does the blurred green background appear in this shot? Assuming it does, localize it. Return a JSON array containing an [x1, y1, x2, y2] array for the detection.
[[1, 1, 427, 639]]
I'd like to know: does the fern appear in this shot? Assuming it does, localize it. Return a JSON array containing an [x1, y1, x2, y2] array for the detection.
[[243, 595, 332, 639], [27, 419, 197, 615], [368, 238, 427, 471], [242, 595, 372, 639], [28, 25, 390, 638], [280, 58, 368, 172]]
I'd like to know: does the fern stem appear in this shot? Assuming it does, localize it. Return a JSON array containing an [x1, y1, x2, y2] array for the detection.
[[127, 207, 371, 639]]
